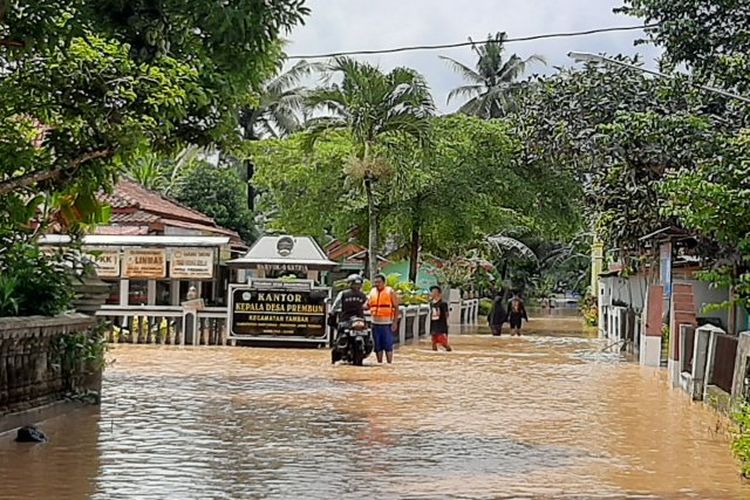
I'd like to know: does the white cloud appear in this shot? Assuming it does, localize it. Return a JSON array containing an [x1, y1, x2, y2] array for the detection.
[[285, 0, 662, 111]]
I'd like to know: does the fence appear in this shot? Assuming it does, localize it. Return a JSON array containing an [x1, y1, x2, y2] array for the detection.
[[97, 304, 441, 347], [709, 333, 738, 394], [460, 299, 480, 326], [96, 306, 229, 346], [0, 314, 100, 423]]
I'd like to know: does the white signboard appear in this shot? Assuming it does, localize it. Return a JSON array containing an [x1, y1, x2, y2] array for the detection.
[[123, 249, 167, 279], [89, 250, 120, 278], [171, 249, 214, 279]]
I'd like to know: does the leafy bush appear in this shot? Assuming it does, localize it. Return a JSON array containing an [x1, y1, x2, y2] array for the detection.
[[0, 241, 74, 317], [733, 402, 750, 478], [579, 294, 598, 327], [335, 273, 430, 306], [479, 298, 493, 317]]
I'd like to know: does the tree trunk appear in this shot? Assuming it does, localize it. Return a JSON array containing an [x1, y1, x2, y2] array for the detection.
[[409, 225, 420, 283], [365, 177, 378, 281]]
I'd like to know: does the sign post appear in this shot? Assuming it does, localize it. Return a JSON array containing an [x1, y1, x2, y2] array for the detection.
[[228, 279, 330, 344]]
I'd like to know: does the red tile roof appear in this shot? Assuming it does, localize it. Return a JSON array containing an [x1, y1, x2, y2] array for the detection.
[[97, 178, 245, 247]]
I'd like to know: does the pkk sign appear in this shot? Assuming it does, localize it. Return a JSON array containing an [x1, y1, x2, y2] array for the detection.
[[123, 249, 166, 279], [230, 287, 327, 338], [171, 249, 214, 279], [89, 250, 120, 278]]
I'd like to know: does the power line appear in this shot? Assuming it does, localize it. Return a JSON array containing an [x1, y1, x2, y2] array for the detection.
[[287, 23, 659, 60]]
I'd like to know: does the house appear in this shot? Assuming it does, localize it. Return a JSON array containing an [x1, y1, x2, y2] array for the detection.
[[41, 178, 247, 307]]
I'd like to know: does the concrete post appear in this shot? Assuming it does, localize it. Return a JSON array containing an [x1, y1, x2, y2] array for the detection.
[[411, 307, 420, 344], [425, 304, 431, 338], [448, 288, 461, 330], [398, 306, 406, 346]]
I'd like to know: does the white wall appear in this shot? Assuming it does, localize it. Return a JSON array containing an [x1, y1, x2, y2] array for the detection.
[[601, 275, 648, 314]]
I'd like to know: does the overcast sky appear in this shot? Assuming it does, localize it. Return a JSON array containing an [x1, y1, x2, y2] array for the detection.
[[285, 0, 661, 112]]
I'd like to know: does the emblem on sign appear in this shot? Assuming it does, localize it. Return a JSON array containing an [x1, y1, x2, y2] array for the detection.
[[276, 236, 294, 256]]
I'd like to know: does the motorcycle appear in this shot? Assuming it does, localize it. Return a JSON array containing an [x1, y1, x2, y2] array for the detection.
[[331, 316, 373, 366]]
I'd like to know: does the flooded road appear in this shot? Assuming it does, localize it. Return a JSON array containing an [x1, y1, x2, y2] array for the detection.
[[1, 318, 747, 499]]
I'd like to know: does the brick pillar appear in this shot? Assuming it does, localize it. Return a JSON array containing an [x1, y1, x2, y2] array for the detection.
[[641, 285, 664, 366], [669, 282, 697, 387]]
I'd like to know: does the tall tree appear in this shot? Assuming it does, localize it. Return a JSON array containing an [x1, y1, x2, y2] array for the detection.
[[239, 60, 319, 140], [0, 1, 309, 233], [441, 32, 545, 118], [618, 0, 750, 96], [306, 57, 435, 279]]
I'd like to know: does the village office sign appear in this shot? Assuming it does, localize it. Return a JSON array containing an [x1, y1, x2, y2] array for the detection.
[[228, 280, 328, 340], [87, 248, 215, 280]]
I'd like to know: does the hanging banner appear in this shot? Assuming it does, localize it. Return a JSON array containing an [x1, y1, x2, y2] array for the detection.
[[123, 249, 166, 279], [171, 249, 214, 279], [89, 250, 121, 278]]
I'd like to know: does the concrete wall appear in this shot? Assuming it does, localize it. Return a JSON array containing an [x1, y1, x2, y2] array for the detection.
[[0, 314, 100, 429]]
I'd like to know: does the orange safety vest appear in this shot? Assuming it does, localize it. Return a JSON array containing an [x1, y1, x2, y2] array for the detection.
[[369, 287, 396, 321]]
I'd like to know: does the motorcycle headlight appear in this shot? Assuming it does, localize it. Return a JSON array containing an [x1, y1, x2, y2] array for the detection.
[[352, 320, 366, 330]]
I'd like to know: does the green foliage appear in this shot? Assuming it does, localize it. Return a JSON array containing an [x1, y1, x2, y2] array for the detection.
[[479, 298, 494, 317], [732, 402, 750, 478], [579, 295, 598, 327], [305, 57, 436, 277], [441, 32, 545, 118], [383, 115, 527, 257], [618, 0, 750, 95], [249, 131, 359, 238], [54, 321, 109, 396], [507, 56, 739, 255], [662, 129, 750, 309], [590, 111, 718, 250], [176, 162, 257, 243], [0, 241, 74, 317]]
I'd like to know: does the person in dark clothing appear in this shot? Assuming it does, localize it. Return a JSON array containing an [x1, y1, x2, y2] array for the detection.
[[429, 286, 452, 351], [506, 293, 528, 336], [488, 292, 507, 336], [331, 274, 368, 322]]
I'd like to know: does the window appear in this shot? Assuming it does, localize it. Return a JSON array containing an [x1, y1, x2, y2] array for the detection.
[[128, 280, 148, 305], [156, 281, 171, 306], [105, 281, 120, 305]]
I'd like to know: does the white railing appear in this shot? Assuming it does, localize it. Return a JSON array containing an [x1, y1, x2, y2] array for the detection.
[[460, 299, 480, 326], [97, 301, 470, 348], [96, 305, 229, 346]]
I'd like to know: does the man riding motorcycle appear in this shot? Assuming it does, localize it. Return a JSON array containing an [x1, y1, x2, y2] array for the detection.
[[330, 274, 372, 364], [331, 273, 369, 322]]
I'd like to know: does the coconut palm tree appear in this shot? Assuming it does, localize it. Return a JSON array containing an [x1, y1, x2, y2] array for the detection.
[[239, 60, 320, 140], [306, 57, 435, 279], [441, 32, 546, 118]]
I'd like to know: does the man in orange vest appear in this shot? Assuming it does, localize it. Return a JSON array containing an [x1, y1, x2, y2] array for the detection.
[[368, 273, 400, 363]]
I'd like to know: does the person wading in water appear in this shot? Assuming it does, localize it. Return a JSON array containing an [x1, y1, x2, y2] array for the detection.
[[488, 291, 507, 336], [368, 274, 400, 364], [507, 292, 528, 336], [429, 285, 453, 351]]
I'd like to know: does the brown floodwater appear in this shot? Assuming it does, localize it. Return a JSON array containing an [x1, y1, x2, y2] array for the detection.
[[0, 317, 747, 499]]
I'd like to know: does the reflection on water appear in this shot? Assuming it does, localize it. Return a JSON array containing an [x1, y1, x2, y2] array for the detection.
[[0, 317, 746, 499]]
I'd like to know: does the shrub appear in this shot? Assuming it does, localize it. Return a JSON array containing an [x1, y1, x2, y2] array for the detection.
[[579, 294, 598, 327], [733, 402, 750, 478], [0, 241, 74, 317]]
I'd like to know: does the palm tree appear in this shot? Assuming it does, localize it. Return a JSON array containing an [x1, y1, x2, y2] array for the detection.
[[123, 144, 201, 195], [441, 32, 545, 118], [306, 57, 435, 279], [239, 60, 320, 140]]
